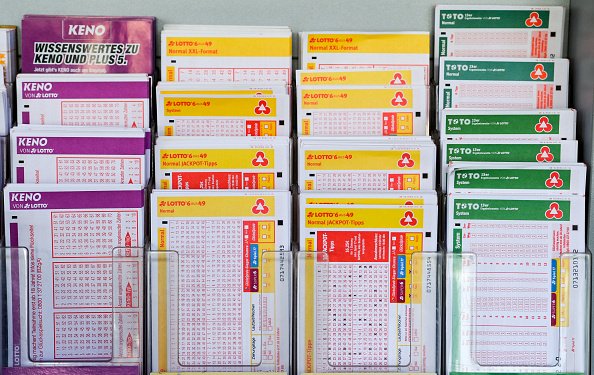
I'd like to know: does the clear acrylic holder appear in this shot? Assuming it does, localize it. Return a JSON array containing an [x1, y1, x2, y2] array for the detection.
[[146, 248, 292, 374], [446, 250, 591, 374], [2, 246, 143, 374], [296, 250, 442, 375]]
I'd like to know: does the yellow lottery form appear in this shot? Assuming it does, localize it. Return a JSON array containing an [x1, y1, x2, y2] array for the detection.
[[297, 198, 439, 374], [150, 190, 291, 373]]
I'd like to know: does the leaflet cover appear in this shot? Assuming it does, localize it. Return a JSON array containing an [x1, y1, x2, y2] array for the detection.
[[17, 73, 151, 128], [434, 6, 566, 80], [161, 27, 292, 84], [150, 190, 291, 372], [155, 136, 290, 190], [11, 126, 148, 185], [21, 15, 155, 74], [5, 184, 145, 367], [297, 85, 429, 136]]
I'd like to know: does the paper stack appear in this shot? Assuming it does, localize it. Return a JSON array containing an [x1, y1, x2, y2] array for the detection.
[[436, 5, 589, 375], [295, 31, 439, 375], [150, 190, 292, 372], [3, 14, 158, 372]]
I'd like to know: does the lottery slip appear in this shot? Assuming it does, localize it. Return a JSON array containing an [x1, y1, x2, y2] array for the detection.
[[1, 135, 7, 183], [17, 74, 151, 128], [299, 137, 436, 191], [21, 15, 155, 74], [157, 81, 290, 96], [440, 109, 576, 139], [4, 183, 146, 367], [441, 139, 578, 188], [0, 26, 18, 83], [161, 26, 292, 83], [434, 6, 566, 80], [157, 92, 290, 137], [150, 190, 291, 372], [11, 126, 148, 185], [447, 162, 586, 195], [438, 58, 569, 115], [296, 67, 428, 87], [155, 136, 291, 190], [297, 85, 429, 136], [301, 190, 438, 206], [297, 199, 439, 373], [446, 192, 588, 373], [299, 32, 430, 82]]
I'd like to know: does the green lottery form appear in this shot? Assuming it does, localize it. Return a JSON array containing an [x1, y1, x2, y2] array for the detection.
[[438, 58, 569, 115], [440, 109, 576, 139], [434, 6, 566, 80], [446, 193, 588, 374], [447, 162, 586, 194]]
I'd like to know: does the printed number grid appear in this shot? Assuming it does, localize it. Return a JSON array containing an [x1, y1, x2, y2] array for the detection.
[[323, 263, 392, 369], [61, 101, 144, 127], [51, 211, 138, 258], [53, 262, 112, 308], [449, 31, 548, 58], [56, 158, 142, 184], [173, 119, 245, 136], [54, 312, 112, 360], [168, 219, 246, 366], [464, 222, 557, 366], [315, 172, 388, 191], [312, 111, 382, 136], [454, 84, 541, 109], [178, 68, 290, 83]]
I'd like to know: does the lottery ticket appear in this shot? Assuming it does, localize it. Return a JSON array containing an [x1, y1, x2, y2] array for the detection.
[[155, 136, 291, 190], [298, 32, 430, 83], [161, 26, 292, 84], [5, 183, 146, 367], [297, 68, 428, 87], [157, 92, 290, 137], [0, 26, 17, 83], [157, 81, 290, 96], [438, 58, 569, 115], [440, 109, 576, 139], [446, 192, 587, 373], [299, 137, 436, 191], [434, 6, 566, 80], [17, 73, 151, 128], [298, 198, 438, 373], [297, 85, 429, 136], [150, 190, 291, 372], [441, 139, 578, 188], [21, 15, 155, 74], [301, 190, 438, 206], [447, 162, 586, 195], [11, 125, 148, 185]]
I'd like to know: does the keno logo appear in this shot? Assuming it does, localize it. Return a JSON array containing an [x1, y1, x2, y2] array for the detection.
[[68, 24, 106, 36], [11, 192, 42, 202], [23, 82, 52, 92], [18, 137, 47, 147]]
